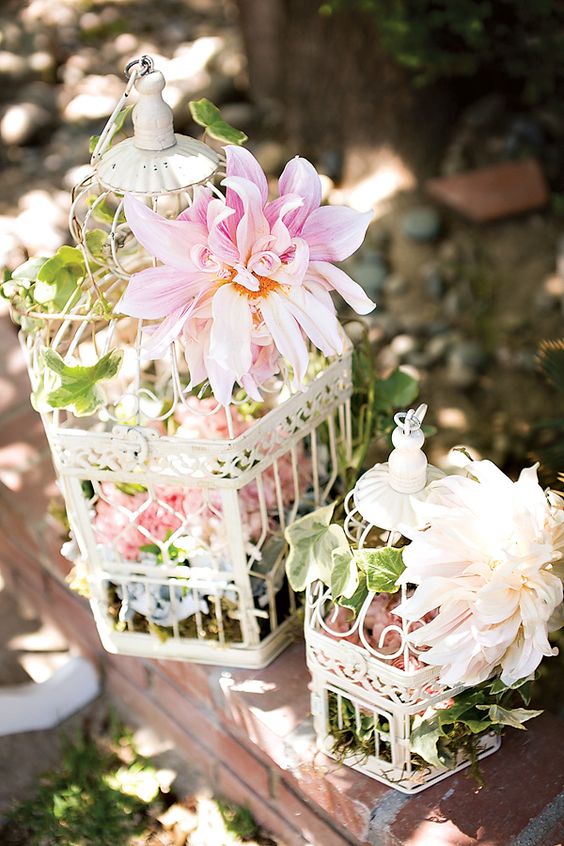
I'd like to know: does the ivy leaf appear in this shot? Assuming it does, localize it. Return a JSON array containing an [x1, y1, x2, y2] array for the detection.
[[12, 256, 47, 284], [85, 229, 108, 259], [189, 98, 248, 146], [410, 715, 449, 770], [204, 120, 248, 145], [330, 546, 358, 601], [337, 577, 369, 617], [374, 369, 419, 413], [44, 348, 123, 416], [189, 98, 222, 127], [355, 547, 405, 593], [285, 504, 351, 591], [34, 246, 85, 312], [486, 705, 543, 730]]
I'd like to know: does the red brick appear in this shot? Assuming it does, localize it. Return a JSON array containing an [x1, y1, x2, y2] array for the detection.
[[152, 659, 214, 708], [150, 670, 272, 800], [426, 158, 548, 223], [106, 666, 217, 784], [275, 777, 362, 846], [216, 764, 305, 846], [106, 653, 151, 693], [389, 714, 564, 846]]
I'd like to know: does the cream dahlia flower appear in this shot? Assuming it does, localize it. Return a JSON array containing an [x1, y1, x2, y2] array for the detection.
[[396, 460, 564, 687]]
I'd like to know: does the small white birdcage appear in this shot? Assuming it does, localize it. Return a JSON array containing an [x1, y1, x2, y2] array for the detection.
[[305, 406, 501, 792], [15, 56, 355, 668]]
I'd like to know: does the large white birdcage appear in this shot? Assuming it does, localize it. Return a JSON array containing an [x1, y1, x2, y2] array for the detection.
[[305, 407, 501, 792], [14, 56, 355, 668]]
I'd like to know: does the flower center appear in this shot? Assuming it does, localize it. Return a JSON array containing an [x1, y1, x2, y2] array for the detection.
[[224, 266, 281, 300]]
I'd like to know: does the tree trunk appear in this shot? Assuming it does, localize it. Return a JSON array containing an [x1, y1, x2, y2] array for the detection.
[[235, 0, 456, 180]]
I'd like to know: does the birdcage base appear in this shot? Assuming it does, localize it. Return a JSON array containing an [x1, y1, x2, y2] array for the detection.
[[90, 599, 298, 669], [316, 724, 501, 795]]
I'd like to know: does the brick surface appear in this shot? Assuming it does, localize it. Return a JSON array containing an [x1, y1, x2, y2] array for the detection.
[[426, 158, 549, 222]]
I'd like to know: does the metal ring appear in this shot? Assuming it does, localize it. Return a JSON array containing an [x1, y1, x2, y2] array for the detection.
[[393, 409, 421, 435], [124, 55, 154, 78]]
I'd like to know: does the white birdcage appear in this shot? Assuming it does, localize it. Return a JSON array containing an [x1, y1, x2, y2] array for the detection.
[[16, 56, 355, 668], [305, 406, 501, 793]]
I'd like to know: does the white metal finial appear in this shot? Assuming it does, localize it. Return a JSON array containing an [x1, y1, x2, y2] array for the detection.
[[352, 401, 444, 531], [132, 69, 176, 151]]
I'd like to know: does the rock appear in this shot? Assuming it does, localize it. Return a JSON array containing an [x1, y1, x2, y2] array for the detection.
[[447, 340, 488, 387], [389, 334, 416, 360], [425, 334, 453, 364], [348, 252, 389, 300], [385, 274, 407, 296], [443, 288, 464, 320], [0, 51, 28, 82], [216, 101, 256, 131], [401, 206, 441, 242], [504, 116, 545, 157], [0, 101, 52, 145], [421, 262, 445, 300], [427, 159, 549, 223]]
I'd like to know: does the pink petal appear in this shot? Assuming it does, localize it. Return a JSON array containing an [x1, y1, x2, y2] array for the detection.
[[225, 145, 268, 221], [270, 237, 309, 286], [308, 260, 375, 315], [210, 285, 253, 376], [223, 175, 270, 263], [119, 266, 208, 318], [259, 291, 309, 386], [264, 193, 304, 233], [301, 205, 372, 262], [278, 157, 322, 235], [177, 185, 213, 226], [206, 199, 239, 265], [124, 193, 207, 270], [141, 301, 197, 359], [205, 356, 237, 407], [285, 287, 343, 357]]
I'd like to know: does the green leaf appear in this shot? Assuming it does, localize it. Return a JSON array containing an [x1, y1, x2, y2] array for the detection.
[[11, 256, 47, 283], [374, 369, 419, 413], [189, 98, 248, 146], [410, 715, 449, 769], [43, 348, 123, 416], [285, 504, 352, 592], [330, 546, 358, 601], [189, 98, 222, 127], [355, 547, 405, 593], [205, 119, 248, 145], [34, 246, 85, 312], [486, 705, 543, 730], [337, 577, 369, 617], [85, 229, 108, 259]]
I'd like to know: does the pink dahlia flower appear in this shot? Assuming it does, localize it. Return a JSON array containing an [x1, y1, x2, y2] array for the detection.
[[120, 146, 375, 405]]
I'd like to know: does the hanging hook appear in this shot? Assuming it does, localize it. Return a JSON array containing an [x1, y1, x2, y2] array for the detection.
[[124, 55, 154, 79], [393, 403, 427, 435]]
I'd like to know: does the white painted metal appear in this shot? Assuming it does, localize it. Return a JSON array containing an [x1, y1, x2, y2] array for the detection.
[[17, 56, 354, 668], [305, 406, 501, 792]]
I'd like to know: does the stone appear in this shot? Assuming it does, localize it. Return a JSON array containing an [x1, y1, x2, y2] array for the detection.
[[421, 262, 445, 300], [427, 158, 549, 222], [447, 340, 488, 388], [0, 102, 52, 146], [385, 274, 407, 296], [424, 333, 452, 364], [348, 252, 389, 300], [400, 205, 441, 242], [389, 334, 416, 359]]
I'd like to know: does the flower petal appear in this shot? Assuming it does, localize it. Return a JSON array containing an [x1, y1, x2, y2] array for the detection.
[[177, 185, 213, 226], [308, 261, 375, 314], [124, 193, 207, 270], [206, 199, 239, 264], [141, 301, 198, 359], [285, 287, 343, 357], [205, 356, 237, 407], [119, 266, 208, 318], [278, 157, 322, 235], [225, 145, 269, 217], [259, 291, 308, 385], [210, 285, 253, 376], [222, 175, 270, 263], [301, 205, 372, 261]]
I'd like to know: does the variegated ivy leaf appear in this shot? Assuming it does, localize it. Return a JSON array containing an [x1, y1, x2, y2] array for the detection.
[[189, 98, 248, 145], [330, 546, 358, 602], [43, 348, 123, 416], [354, 546, 405, 593], [284, 504, 351, 592], [410, 714, 453, 770], [34, 245, 85, 312], [483, 705, 542, 730]]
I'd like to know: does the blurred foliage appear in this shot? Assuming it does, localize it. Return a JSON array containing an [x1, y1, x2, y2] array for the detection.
[[533, 339, 564, 486], [319, 0, 564, 103]]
